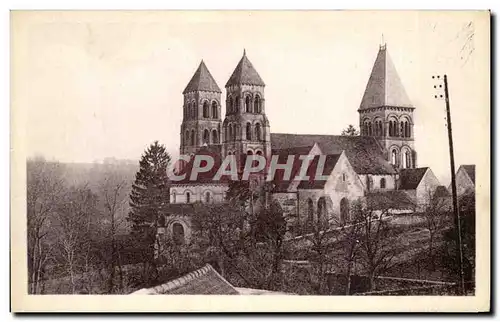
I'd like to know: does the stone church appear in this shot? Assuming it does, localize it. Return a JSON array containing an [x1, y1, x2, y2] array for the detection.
[[158, 44, 441, 244]]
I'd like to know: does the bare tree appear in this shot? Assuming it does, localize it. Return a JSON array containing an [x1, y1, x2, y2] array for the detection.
[[189, 199, 287, 291], [52, 185, 98, 294], [352, 201, 396, 291], [253, 200, 287, 290], [303, 217, 338, 294], [339, 216, 363, 295], [99, 173, 128, 293], [191, 203, 250, 282], [423, 190, 451, 270], [27, 157, 64, 294]]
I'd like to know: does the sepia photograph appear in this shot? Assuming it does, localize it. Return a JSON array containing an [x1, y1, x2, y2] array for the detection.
[[10, 10, 490, 312]]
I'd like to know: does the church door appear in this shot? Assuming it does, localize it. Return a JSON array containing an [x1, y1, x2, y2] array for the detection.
[[172, 223, 185, 245]]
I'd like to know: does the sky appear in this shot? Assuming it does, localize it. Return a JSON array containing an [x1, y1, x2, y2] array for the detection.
[[12, 11, 490, 185]]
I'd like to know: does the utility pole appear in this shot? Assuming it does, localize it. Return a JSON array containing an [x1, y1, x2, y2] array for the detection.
[[432, 74, 466, 295]]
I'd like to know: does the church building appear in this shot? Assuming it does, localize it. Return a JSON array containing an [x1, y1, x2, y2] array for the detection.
[[159, 44, 441, 245]]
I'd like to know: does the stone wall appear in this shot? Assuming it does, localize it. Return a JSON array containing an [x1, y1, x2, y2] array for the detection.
[[323, 153, 365, 222], [415, 168, 440, 211], [170, 184, 229, 204]]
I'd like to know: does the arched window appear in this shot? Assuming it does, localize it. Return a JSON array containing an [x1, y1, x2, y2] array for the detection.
[[380, 178, 386, 189], [212, 101, 218, 119], [402, 150, 411, 169], [190, 130, 195, 146], [172, 192, 177, 203], [375, 120, 383, 136], [400, 121, 405, 138], [317, 197, 326, 224], [205, 191, 211, 203], [203, 129, 210, 144], [235, 124, 240, 140], [229, 125, 233, 141], [212, 129, 218, 144], [405, 121, 410, 138], [235, 96, 240, 112], [186, 192, 191, 203], [340, 198, 349, 224], [389, 121, 393, 136], [246, 122, 252, 140], [247, 150, 253, 155], [368, 122, 373, 136], [255, 123, 262, 141], [203, 101, 209, 118], [256, 150, 263, 156], [391, 149, 398, 165], [254, 95, 261, 113], [172, 223, 185, 245], [307, 198, 314, 230], [245, 96, 251, 113], [192, 103, 197, 119], [342, 173, 346, 182], [229, 97, 233, 114], [185, 130, 190, 145]]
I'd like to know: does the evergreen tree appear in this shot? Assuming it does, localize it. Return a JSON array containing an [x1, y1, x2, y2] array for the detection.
[[341, 124, 359, 136], [128, 141, 171, 263]]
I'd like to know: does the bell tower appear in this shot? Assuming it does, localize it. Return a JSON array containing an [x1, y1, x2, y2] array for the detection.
[[180, 60, 222, 156], [222, 50, 271, 165], [358, 44, 417, 169]]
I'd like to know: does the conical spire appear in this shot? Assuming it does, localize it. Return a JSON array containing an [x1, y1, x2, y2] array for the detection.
[[183, 60, 221, 94], [359, 45, 413, 110], [225, 50, 265, 87]]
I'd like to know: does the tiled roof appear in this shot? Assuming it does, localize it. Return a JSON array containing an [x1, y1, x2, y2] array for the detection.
[[359, 45, 414, 110], [130, 264, 239, 295], [461, 165, 476, 184], [297, 155, 341, 189], [225, 50, 265, 87], [366, 190, 416, 210], [183, 60, 222, 94], [270, 146, 315, 192], [398, 167, 429, 190], [269, 148, 341, 192], [270, 133, 396, 175]]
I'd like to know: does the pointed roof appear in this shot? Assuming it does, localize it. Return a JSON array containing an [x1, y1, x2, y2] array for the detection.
[[460, 164, 476, 184], [270, 133, 396, 175], [399, 167, 429, 190], [183, 60, 221, 94], [225, 50, 265, 87], [359, 45, 414, 110]]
